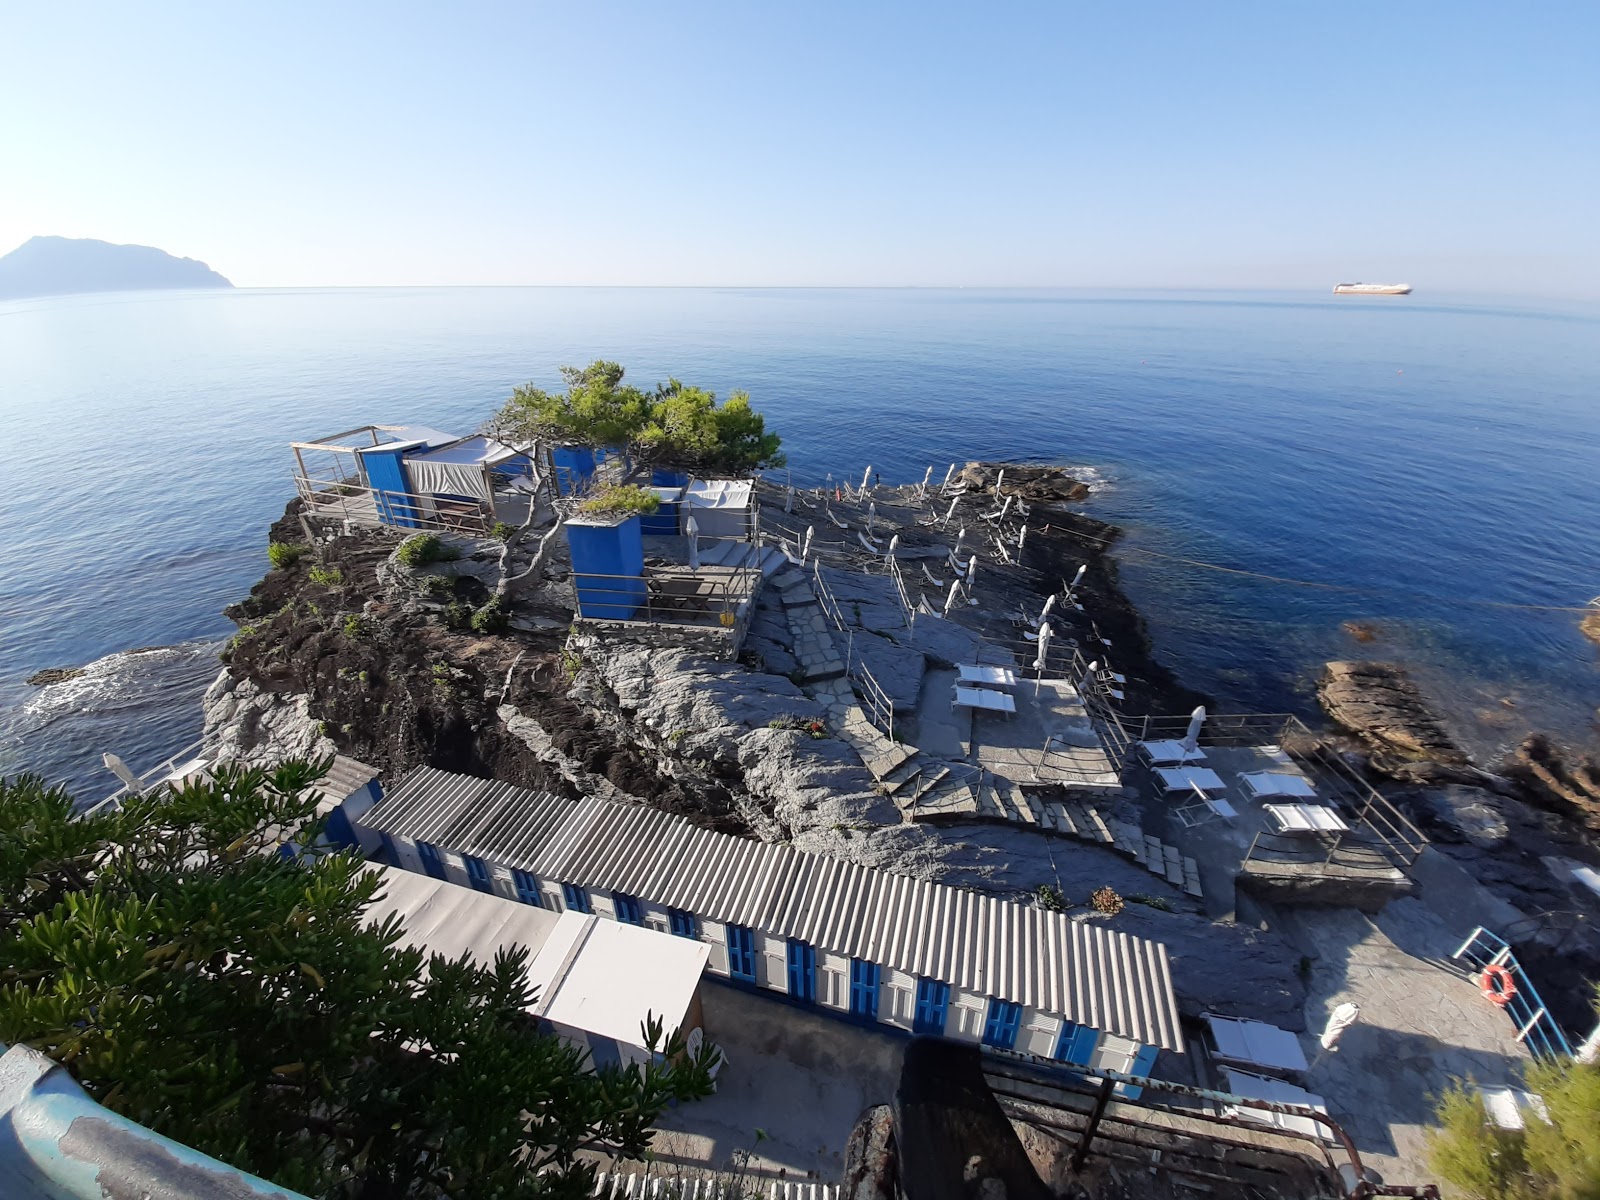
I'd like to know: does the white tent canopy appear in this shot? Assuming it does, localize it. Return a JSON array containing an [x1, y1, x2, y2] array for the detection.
[[684, 479, 753, 539], [405, 436, 528, 501]]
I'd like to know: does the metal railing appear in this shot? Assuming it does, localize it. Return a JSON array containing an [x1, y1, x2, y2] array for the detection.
[[811, 561, 896, 739], [982, 1057, 1439, 1200], [83, 739, 208, 818], [1452, 926, 1575, 1060], [294, 474, 500, 535], [571, 568, 759, 631]]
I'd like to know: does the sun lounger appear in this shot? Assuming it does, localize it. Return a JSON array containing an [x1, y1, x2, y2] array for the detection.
[[1219, 1068, 1331, 1141], [1203, 1014, 1309, 1075], [957, 664, 1017, 688], [1156, 766, 1226, 793], [1139, 739, 1205, 765], [1263, 803, 1349, 834], [1173, 790, 1237, 828], [1240, 771, 1318, 800], [953, 685, 1016, 715]]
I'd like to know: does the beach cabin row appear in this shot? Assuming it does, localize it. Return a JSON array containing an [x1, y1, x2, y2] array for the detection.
[[353, 768, 1182, 1084]]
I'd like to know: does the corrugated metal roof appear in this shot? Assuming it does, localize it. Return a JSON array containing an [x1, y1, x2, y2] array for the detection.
[[359, 771, 1182, 1051], [525, 797, 1181, 1051], [358, 767, 577, 862]]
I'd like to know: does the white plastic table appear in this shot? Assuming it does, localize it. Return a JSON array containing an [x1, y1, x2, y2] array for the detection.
[[1155, 766, 1226, 793], [1264, 803, 1349, 834], [953, 685, 1016, 715], [957, 663, 1018, 688]]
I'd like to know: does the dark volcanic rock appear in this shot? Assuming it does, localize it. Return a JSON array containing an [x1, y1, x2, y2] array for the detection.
[[1317, 661, 1468, 764], [25, 666, 86, 687], [957, 462, 1090, 504]]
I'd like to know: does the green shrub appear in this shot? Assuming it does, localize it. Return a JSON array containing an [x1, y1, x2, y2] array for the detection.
[[443, 602, 473, 631], [1428, 1083, 1530, 1199], [490, 521, 516, 542], [267, 541, 308, 570], [1034, 884, 1067, 912], [575, 484, 660, 520], [1126, 892, 1174, 912], [342, 613, 371, 639], [308, 565, 343, 587], [418, 574, 455, 599], [395, 533, 459, 568], [470, 597, 510, 634]]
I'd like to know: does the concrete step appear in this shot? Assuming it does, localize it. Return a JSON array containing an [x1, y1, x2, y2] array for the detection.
[[1182, 857, 1204, 898], [880, 758, 924, 796], [906, 765, 951, 804], [1048, 801, 1077, 836]]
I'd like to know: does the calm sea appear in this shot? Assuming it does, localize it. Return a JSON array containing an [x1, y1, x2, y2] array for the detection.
[[3, 287, 1597, 800]]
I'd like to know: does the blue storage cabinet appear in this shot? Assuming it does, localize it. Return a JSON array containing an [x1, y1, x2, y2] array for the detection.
[[639, 486, 683, 535], [651, 467, 689, 488], [565, 513, 646, 620], [551, 445, 598, 497]]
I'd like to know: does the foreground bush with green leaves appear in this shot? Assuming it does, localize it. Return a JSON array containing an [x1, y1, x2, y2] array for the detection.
[[0, 763, 717, 1198], [1428, 1051, 1600, 1199]]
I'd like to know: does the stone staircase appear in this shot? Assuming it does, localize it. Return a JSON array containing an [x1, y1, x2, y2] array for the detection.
[[1110, 818, 1204, 898]]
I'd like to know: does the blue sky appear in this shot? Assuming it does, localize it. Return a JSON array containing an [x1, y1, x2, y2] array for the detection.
[[3, 2, 1596, 293]]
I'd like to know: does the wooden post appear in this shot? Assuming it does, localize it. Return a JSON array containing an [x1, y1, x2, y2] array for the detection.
[[1070, 1077, 1116, 1174]]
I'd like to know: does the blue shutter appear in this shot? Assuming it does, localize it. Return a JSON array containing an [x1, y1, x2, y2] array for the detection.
[[1055, 1023, 1099, 1066], [668, 908, 698, 939], [982, 999, 1022, 1050], [416, 841, 447, 880], [913, 978, 951, 1034], [463, 855, 493, 894], [787, 939, 817, 1002], [849, 960, 880, 1019], [561, 883, 591, 914], [512, 870, 542, 906], [1117, 1045, 1161, 1099], [614, 893, 644, 925], [726, 924, 757, 982]]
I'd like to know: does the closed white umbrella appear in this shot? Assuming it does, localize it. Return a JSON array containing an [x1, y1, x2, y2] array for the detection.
[[1082, 660, 1100, 694], [967, 560, 980, 604], [1038, 594, 1058, 627], [994, 468, 1005, 497], [861, 465, 873, 493], [954, 526, 966, 555], [685, 514, 701, 571], [943, 579, 963, 615], [1017, 523, 1027, 551], [999, 495, 1014, 522], [1070, 563, 1087, 590], [1033, 621, 1053, 673], [867, 500, 877, 535], [1180, 705, 1206, 753], [801, 525, 814, 560], [886, 533, 899, 561], [784, 485, 794, 513], [1320, 1002, 1361, 1051], [943, 497, 959, 528], [920, 465, 933, 495], [942, 462, 957, 488]]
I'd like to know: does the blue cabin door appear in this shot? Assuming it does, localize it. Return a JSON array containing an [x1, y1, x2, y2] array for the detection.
[[849, 960, 880, 1020], [726, 924, 757, 983], [1054, 1023, 1100, 1067], [913, 978, 951, 1034], [1117, 1044, 1161, 1099], [416, 841, 447, 880], [786, 939, 817, 1003], [983, 999, 1023, 1050]]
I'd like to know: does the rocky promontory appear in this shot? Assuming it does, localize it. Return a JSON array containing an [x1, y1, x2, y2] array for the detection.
[[1317, 660, 1469, 764]]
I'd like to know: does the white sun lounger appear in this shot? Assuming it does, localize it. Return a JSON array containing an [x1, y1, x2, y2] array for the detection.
[[1240, 771, 1318, 800], [953, 685, 1015, 715], [1219, 1068, 1331, 1142], [958, 664, 1017, 688], [1264, 803, 1349, 834], [1203, 1014, 1309, 1075], [1140, 740, 1206, 765], [1156, 766, 1226, 793]]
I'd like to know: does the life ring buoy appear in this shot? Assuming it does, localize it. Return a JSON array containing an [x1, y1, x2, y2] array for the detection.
[[1480, 964, 1517, 1007]]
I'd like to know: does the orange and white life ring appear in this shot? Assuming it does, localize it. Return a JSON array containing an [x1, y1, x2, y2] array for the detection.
[[1480, 964, 1517, 1007]]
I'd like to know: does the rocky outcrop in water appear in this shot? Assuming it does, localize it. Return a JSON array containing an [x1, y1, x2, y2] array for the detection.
[[956, 462, 1089, 504], [1317, 661, 1468, 764]]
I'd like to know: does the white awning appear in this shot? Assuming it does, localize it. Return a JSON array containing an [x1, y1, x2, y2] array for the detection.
[[404, 436, 524, 500]]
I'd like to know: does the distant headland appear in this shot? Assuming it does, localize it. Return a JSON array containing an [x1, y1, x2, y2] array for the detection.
[[0, 235, 233, 300]]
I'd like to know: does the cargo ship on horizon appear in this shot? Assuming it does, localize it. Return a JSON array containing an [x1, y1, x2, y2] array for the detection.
[[1333, 282, 1412, 295]]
